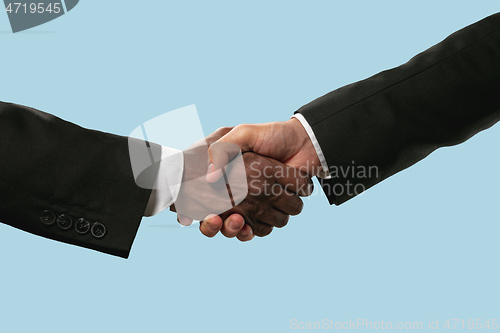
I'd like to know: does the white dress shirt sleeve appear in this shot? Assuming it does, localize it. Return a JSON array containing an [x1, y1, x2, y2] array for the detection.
[[291, 113, 331, 179], [143, 146, 184, 216]]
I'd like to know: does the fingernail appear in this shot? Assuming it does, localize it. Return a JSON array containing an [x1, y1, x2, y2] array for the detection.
[[228, 219, 238, 230], [203, 214, 219, 231], [208, 223, 219, 231], [241, 226, 253, 237]]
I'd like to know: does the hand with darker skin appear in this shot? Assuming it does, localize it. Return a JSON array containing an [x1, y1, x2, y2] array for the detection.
[[197, 119, 320, 240], [207, 119, 321, 181], [171, 127, 255, 240], [172, 139, 312, 238], [216, 152, 312, 237]]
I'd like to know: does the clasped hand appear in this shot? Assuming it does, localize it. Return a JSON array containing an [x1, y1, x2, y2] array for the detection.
[[171, 121, 319, 241]]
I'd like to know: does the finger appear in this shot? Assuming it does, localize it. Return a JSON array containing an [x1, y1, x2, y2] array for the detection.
[[220, 213, 245, 238], [273, 164, 314, 197], [206, 165, 224, 183], [259, 208, 290, 228], [252, 221, 274, 237], [206, 141, 243, 183], [177, 214, 193, 226], [199, 214, 223, 238], [236, 224, 255, 242], [206, 125, 254, 183], [272, 192, 304, 216], [205, 127, 234, 146]]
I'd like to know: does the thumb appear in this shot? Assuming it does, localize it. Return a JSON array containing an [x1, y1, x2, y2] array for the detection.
[[206, 125, 254, 183]]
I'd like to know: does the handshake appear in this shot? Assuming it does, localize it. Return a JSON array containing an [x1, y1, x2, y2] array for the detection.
[[167, 118, 322, 241]]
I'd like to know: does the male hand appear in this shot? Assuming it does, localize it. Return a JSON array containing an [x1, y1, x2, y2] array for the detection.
[[171, 126, 313, 240], [213, 152, 312, 237], [207, 118, 322, 183], [172, 140, 313, 239], [196, 118, 322, 240]]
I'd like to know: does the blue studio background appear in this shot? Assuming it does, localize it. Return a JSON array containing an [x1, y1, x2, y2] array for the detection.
[[1, 1, 499, 332]]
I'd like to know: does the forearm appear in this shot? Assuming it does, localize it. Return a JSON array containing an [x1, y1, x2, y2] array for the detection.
[[0, 101, 156, 258], [296, 12, 500, 205]]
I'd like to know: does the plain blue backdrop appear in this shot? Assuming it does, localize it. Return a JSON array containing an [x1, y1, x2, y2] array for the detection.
[[1, 1, 499, 332]]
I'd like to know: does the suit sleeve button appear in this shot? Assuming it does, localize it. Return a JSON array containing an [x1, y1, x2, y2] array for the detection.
[[57, 214, 73, 230], [40, 210, 56, 225], [91, 222, 106, 239], [75, 218, 91, 234]]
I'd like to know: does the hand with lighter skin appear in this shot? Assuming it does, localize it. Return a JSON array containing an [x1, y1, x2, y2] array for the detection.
[[207, 118, 321, 181], [186, 118, 321, 240], [178, 151, 312, 234], [172, 122, 316, 241]]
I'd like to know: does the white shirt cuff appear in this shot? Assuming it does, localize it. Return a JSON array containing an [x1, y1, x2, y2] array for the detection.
[[291, 113, 331, 179], [143, 146, 184, 216]]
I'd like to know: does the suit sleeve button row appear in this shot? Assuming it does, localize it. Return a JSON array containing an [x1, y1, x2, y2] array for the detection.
[[40, 211, 106, 239]]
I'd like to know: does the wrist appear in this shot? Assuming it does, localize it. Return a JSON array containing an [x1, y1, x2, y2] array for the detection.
[[288, 118, 311, 149], [286, 117, 322, 176]]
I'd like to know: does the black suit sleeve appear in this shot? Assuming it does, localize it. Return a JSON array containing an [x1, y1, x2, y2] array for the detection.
[[0, 101, 159, 258], [296, 12, 500, 205]]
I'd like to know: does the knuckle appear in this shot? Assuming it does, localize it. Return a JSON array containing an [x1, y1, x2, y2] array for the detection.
[[254, 206, 266, 219], [275, 215, 289, 228], [290, 198, 304, 215], [213, 126, 233, 139], [254, 224, 273, 237], [234, 123, 255, 141], [216, 126, 233, 133], [235, 123, 250, 132], [298, 177, 313, 196]]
